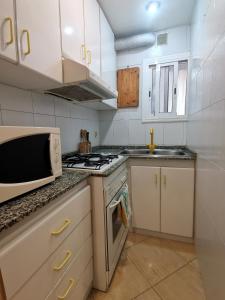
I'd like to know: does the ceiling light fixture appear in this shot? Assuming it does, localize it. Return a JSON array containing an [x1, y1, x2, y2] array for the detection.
[[146, 1, 160, 13]]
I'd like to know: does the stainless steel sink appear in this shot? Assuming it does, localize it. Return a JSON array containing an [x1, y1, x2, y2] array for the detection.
[[120, 148, 186, 156], [121, 149, 150, 155]]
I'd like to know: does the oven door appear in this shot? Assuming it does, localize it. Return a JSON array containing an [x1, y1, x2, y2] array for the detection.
[[106, 183, 127, 269]]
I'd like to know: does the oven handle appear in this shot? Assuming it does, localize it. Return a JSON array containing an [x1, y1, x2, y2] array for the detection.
[[109, 196, 123, 209]]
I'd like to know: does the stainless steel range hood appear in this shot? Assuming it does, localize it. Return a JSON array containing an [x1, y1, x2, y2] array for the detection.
[[45, 58, 118, 102]]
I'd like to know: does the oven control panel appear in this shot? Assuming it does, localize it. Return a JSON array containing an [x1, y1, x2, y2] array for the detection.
[[104, 167, 128, 206]]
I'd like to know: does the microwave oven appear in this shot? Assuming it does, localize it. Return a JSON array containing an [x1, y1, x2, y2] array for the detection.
[[0, 126, 62, 203]]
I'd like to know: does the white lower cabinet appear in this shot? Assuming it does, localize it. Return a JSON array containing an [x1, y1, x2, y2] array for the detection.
[[131, 166, 160, 232], [161, 167, 194, 237], [0, 184, 93, 300], [131, 166, 194, 238]]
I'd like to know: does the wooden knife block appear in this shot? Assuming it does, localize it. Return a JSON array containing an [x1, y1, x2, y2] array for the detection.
[[79, 142, 91, 154]]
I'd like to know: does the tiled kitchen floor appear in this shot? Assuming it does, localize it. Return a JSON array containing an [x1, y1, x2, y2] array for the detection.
[[88, 233, 206, 300]]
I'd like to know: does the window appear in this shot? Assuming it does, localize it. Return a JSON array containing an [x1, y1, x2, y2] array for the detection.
[[142, 57, 188, 121]]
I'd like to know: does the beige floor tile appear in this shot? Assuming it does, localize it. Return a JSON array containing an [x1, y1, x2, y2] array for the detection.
[[166, 239, 197, 262], [134, 288, 161, 300], [154, 264, 206, 300], [91, 289, 114, 300], [93, 250, 150, 300], [125, 232, 148, 249], [127, 237, 187, 286], [189, 258, 201, 273]]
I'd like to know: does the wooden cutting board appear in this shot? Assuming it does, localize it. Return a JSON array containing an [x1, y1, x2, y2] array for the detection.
[[117, 67, 139, 108]]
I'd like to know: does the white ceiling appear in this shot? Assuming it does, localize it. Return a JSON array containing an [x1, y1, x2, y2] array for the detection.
[[98, 0, 195, 38]]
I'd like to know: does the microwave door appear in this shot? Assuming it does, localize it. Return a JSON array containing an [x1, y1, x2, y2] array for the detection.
[[0, 133, 55, 202]]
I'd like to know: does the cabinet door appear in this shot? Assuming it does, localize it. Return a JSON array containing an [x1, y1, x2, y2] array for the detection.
[[16, 0, 62, 82], [60, 0, 85, 65], [100, 9, 116, 88], [0, 0, 17, 62], [161, 167, 194, 237], [84, 0, 101, 75], [131, 166, 160, 231]]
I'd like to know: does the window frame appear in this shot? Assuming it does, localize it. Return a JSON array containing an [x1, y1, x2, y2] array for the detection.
[[142, 53, 190, 123]]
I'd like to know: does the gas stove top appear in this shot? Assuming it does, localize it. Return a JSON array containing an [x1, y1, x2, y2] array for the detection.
[[62, 153, 123, 173]]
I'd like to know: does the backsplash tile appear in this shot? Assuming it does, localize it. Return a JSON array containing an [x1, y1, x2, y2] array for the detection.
[[0, 84, 33, 112], [0, 83, 100, 153], [1, 110, 34, 126], [32, 93, 55, 115], [34, 114, 56, 127]]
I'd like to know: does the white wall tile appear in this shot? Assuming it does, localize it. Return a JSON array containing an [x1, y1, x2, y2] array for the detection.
[[100, 121, 114, 145], [0, 84, 101, 153], [113, 120, 129, 145], [0, 84, 33, 112], [1, 110, 34, 126], [188, 1, 225, 299], [54, 98, 71, 117], [145, 123, 164, 145], [32, 93, 55, 115], [128, 120, 145, 145], [55, 117, 75, 153], [164, 123, 185, 145], [34, 114, 56, 127]]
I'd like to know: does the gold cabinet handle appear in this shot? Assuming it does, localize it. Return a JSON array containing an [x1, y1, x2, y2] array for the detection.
[[81, 44, 86, 61], [163, 175, 166, 186], [53, 250, 72, 271], [22, 29, 31, 56], [57, 278, 75, 300], [4, 17, 14, 45], [51, 219, 71, 236], [154, 174, 158, 185], [87, 50, 92, 65]]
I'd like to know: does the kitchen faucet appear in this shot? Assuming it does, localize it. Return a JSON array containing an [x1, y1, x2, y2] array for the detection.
[[147, 128, 157, 154]]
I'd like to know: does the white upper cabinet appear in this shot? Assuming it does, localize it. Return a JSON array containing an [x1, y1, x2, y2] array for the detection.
[[84, 0, 101, 76], [16, 0, 62, 82], [0, 0, 17, 62], [60, 0, 85, 65], [100, 9, 116, 89]]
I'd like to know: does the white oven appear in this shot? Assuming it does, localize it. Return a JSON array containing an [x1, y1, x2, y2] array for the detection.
[[105, 171, 131, 283], [0, 126, 62, 203]]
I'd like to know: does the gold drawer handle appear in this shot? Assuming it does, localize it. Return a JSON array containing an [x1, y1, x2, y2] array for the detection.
[[51, 219, 71, 236], [54, 250, 72, 271], [81, 44, 86, 61], [57, 278, 75, 300], [4, 17, 14, 45], [87, 50, 92, 65], [22, 29, 31, 56]]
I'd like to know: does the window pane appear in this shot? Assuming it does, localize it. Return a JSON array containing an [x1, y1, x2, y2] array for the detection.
[[159, 65, 174, 113], [149, 65, 156, 116], [177, 61, 188, 116]]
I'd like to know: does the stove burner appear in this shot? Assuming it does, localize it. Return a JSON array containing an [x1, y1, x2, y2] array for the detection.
[[62, 153, 119, 170]]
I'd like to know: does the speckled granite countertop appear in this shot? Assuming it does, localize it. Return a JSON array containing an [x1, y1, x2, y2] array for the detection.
[[0, 171, 89, 233]]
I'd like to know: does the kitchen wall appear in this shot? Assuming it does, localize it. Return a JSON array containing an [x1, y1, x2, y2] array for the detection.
[[99, 25, 190, 146], [187, 1, 225, 299], [0, 83, 100, 153]]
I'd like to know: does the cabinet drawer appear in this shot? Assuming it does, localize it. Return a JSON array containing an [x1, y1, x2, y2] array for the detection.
[[0, 186, 91, 300], [47, 244, 93, 300], [11, 214, 92, 300]]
